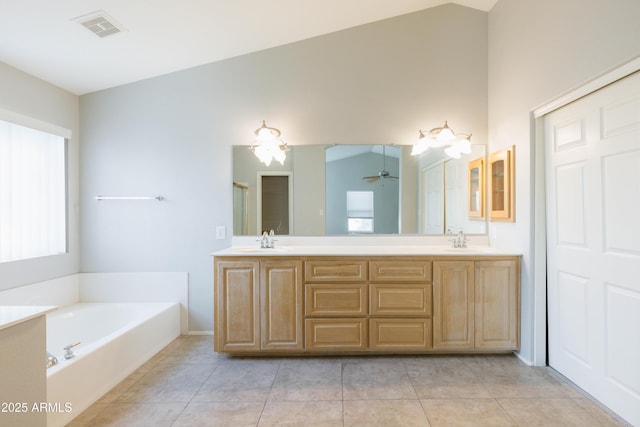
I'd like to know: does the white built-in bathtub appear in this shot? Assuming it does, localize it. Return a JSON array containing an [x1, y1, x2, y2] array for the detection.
[[46, 302, 180, 427]]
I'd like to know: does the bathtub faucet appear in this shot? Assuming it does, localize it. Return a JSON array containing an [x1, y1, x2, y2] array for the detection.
[[63, 342, 81, 360]]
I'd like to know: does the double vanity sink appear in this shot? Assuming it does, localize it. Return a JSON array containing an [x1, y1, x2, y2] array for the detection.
[[217, 245, 505, 256], [213, 244, 521, 356]]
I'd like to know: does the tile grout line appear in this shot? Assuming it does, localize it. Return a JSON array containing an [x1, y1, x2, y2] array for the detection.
[[169, 357, 222, 426], [402, 358, 434, 426], [546, 366, 633, 426], [341, 361, 345, 427], [493, 397, 522, 427], [254, 357, 284, 426]]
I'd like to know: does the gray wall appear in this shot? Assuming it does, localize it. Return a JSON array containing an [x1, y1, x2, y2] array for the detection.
[[292, 146, 326, 236], [0, 62, 79, 292], [80, 4, 488, 332], [488, 0, 640, 363], [400, 146, 419, 234]]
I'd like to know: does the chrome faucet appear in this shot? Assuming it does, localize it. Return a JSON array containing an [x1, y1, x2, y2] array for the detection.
[[63, 342, 81, 360], [449, 228, 468, 248], [259, 229, 276, 248], [46, 351, 58, 368]]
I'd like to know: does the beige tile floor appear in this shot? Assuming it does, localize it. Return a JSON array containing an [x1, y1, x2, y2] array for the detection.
[[67, 336, 631, 426]]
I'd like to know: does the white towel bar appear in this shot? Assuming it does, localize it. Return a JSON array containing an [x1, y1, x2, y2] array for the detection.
[[94, 195, 164, 201]]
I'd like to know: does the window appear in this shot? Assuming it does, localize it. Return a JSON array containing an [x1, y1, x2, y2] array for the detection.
[[0, 119, 67, 262], [346, 191, 374, 233]]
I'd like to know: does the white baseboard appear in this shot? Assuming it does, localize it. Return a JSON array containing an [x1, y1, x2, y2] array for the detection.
[[514, 350, 538, 366]]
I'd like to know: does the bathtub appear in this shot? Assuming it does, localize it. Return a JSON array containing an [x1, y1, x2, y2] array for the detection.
[[45, 302, 180, 427]]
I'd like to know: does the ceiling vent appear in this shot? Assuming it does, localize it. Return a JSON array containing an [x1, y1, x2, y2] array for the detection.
[[72, 10, 126, 38]]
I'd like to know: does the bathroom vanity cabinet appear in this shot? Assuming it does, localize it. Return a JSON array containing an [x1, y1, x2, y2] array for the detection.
[[433, 260, 519, 351], [214, 254, 519, 355], [215, 259, 303, 352]]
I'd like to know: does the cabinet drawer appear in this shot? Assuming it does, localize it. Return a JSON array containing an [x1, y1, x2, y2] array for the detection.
[[305, 284, 368, 316], [370, 284, 432, 316], [305, 319, 367, 351], [370, 260, 432, 282], [369, 318, 432, 351], [305, 260, 368, 282]]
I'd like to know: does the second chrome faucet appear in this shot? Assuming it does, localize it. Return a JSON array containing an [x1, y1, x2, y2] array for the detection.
[[447, 228, 468, 248], [259, 229, 276, 248]]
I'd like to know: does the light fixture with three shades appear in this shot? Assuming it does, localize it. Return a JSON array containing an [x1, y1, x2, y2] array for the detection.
[[250, 120, 289, 166], [411, 121, 472, 159]]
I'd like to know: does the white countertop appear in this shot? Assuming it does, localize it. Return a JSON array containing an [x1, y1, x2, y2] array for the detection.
[[213, 245, 521, 257], [0, 306, 58, 331]]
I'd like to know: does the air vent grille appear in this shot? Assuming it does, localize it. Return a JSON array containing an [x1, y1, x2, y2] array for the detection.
[[73, 10, 125, 38]]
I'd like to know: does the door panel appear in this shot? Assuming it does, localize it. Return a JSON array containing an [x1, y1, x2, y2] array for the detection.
[[432, 261, 474, 349], [474, 260, 519, 350], [555, 163, 587, 246], [556, 272, 589, 365], [545, 70, 640, 426], [606, 284, 640, 397], [603, 151, 640, 253], [260, 260, 303, 350], [215, 261, 260, 352]]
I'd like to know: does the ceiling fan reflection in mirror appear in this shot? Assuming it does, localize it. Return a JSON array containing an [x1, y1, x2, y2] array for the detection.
[[362, 145, 399, 183]]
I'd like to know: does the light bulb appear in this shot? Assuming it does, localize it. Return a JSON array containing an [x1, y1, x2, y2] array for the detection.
[[411, 144, 427, 156], [454, 137, 472, 154], [253, 145, 273, 166], [445, 145, 461, 159], [411, 136, 429, 156], [272, 146, 286, 165], [256, 127, 275, 143], [437, 122, 455, 141]]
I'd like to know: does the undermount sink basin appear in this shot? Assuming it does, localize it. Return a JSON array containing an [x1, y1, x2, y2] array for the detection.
[[231, 247, 289, 254]]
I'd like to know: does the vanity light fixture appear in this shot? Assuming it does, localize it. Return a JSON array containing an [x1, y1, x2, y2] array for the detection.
[[250, 120, 289, 166], [411, 121, 472, 159]]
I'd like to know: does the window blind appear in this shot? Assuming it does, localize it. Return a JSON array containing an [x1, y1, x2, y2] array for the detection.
[[0, 119, 67, 262]]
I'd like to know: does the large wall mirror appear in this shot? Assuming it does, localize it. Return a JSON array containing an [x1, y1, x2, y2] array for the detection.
[[233, 143, 487, 236]]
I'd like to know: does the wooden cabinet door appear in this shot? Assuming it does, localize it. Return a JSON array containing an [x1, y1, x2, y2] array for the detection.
[[215, 260, 260, 352], [260, 260, 304, 350], [432, 261, 475, 350], [468, 157, 484, 219], [475, 260, 519, 350], [488, 146, 515, 221]]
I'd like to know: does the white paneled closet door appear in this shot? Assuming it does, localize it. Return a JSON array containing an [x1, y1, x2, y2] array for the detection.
[[545, 70, 640, 426]]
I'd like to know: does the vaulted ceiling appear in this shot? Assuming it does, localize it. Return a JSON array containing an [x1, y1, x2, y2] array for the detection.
[[0, 0, 496, 95]]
